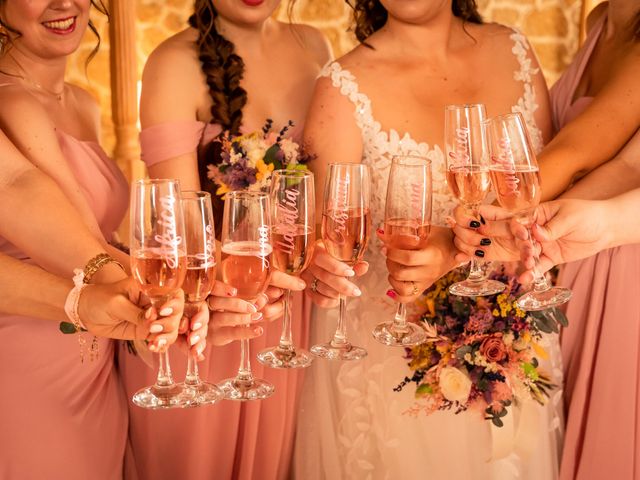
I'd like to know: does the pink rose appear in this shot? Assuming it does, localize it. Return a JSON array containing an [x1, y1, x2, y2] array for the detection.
[[480, 335, 507, 362]]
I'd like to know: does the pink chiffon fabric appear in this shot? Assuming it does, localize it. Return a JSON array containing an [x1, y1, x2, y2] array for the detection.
[[0, 130, 130, 479], [550, 14, 640, 480], [120, 120, 310, 480]]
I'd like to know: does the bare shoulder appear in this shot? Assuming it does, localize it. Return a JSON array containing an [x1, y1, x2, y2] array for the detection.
[[470, 21, 524, 51], [286, 23, 333, 66], [586, 2, 608, 32], [0, 84, 53, 123], [143, 28, 202, 86]]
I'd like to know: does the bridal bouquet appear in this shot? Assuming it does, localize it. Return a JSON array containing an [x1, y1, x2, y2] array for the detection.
[[207, 119, 311, 197], [396, 266, 565, 427]]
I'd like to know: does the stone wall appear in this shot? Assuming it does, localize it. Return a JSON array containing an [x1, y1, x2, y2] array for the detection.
[[68, 0, 592, 155]]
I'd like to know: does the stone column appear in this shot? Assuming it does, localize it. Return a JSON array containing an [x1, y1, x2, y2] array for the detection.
[[109, 0, 143, 183]]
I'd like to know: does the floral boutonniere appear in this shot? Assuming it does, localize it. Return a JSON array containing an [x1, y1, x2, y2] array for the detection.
[[207, 119, 312, 196]]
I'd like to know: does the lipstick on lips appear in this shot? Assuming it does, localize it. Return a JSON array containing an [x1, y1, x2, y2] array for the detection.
[[42, 16, 77, 35], [241, 0, 265, 6]]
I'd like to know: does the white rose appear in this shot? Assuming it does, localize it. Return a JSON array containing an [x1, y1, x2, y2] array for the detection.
[[439, 367, 472, 404]]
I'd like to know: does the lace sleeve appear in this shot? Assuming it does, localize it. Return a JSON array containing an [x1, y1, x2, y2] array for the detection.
[[509, 29, 545, 154]]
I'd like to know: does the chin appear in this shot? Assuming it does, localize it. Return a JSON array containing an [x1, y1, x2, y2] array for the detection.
[[381, 0, 449, 24]]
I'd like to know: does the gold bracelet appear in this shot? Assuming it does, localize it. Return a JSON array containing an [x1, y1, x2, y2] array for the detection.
[[83, 253, 125, 284]]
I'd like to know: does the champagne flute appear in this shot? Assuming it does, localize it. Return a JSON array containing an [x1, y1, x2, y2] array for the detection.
[[485, 112, 572, 310], [445, 104, 507, 297], [218, 191, 275, 400], [177, 191, 223, 405], [130, 178, 191, 409], [311, 163, 371, 361], [373, 155, 431, 346], [258, 170, 315, 369]]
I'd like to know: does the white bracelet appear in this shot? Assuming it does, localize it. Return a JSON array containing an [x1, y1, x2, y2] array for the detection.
[[64, 269, 88, 331]]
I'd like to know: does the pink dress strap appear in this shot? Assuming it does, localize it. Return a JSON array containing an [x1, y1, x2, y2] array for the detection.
[[139, 120, 222, 167], [550, 12, 607, 132]]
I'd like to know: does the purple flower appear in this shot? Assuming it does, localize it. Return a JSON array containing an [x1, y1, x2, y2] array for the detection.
[[223, 163, 257, 190]]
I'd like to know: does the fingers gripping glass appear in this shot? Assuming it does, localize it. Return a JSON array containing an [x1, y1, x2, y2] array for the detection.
[[445, 104, 507, 297], [485, 113, 571, 311], [373, 155, 431, 347], [311, 163, 371, 361]]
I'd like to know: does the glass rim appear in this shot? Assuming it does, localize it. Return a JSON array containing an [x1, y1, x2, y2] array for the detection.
[[271, 169, 314, 178], [484, 112, 525, 124], [445, 103, 486, 111], [225, 190, 269, 200], [327, 162, 370, 170], [391, 155, 432, 166], [181, 190, 211, 199], [134, 178, 180, 186]]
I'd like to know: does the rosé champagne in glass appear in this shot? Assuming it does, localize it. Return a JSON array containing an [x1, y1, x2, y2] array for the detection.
[[373, 155, 432, 347], [445, 103, 506, 297], [311, 163, 371, 361], [485, 112, 571, 310], [217, 191, 275, 400], [258, 170, 316, 369], [176, 191, 222, 406], [130, 178, 192, 409]]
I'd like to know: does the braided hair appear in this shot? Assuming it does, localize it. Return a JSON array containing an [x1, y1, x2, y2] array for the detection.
[[349, 0, 483, 43]]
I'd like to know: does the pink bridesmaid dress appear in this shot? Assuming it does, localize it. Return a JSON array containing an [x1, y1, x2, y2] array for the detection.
[[550, 13, 640, 480], [119, 120, 310, 480], [0, 130, 130, 479]]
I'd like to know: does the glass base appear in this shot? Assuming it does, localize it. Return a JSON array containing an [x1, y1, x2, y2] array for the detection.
[[218, 376, 275, 402], [132, 383, 195, 409], [257, 346, 313, 369], [179, 381, 224, 406], [449, 279, 506, 297], [310, 341, 367, 361], [372, 321, 426, 347], [516, 287, 572, 311]]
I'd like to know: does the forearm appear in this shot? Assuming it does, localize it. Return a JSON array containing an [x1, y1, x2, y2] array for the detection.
[[604, 189, 640, 247], [0, 254, 70, 321], [561, 156, 640, 200]]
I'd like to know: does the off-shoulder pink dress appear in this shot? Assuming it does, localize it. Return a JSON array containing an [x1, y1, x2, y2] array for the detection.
[[0, 130, 130, 479], [119, 120, 310, 480], [550, 13, 640, 480]]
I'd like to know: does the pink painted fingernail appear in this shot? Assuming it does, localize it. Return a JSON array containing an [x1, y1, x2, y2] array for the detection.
[[247, 303, 258, 313], [159, 307, 173, 316], [145, 307, 152, 320], [344, 269, 355, 277], [149, 323, 163, 333], [386, 289, 397, 299], [376, 227, 384, 235], [157, 338, 167, 348], [189, 335, 200, 346], [251, 312, 263, 321], [197, 345, 205, 357], [192, 322, 202, 331], [352, 286, 362, 297]]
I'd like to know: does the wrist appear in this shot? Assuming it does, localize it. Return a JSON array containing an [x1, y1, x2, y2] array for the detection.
[[91, 263, 127, 284]]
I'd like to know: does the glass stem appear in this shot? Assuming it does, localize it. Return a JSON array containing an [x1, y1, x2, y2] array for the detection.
[[528, 225, 551, 293], [151, 296, 175, 388], [236, 339, 253, 383], [183, 301, 201, 386], [331, 295, 348, 347], [467, 203, 485, 282], [278, 289, 293, 352], [393, 303, 408, 331]]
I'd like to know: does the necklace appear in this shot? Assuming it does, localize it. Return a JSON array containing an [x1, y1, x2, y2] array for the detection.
[[7, 53, 65, 101]]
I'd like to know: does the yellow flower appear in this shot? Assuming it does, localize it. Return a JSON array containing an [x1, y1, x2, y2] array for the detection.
[[531, 341, 549, 360], [216, 183, 230, 196], [493, 309, 500, 317], [255, 158, 274, 181]]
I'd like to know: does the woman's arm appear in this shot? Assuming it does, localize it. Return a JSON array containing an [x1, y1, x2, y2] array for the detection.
[[538, 47, 640, 200]]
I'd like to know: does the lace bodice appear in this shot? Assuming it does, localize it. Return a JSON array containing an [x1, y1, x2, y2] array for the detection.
[[319, 29, 543, 239]]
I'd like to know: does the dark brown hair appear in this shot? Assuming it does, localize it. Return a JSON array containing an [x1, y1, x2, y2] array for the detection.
[[632, 11, 640, 41], [349, 0, 483, 43], [189, 1, 247, 136], [0, 1, 108, 62]]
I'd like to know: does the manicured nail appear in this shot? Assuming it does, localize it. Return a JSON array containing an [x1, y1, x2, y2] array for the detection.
[[157, 338, 167, 348], [145, 307, 152, 320], [148, 343, 157, 352], [159, 307, 173, 316], [259, 293, 269, 304], [197, 345, 204, 357], [149, 323, 163, 333], [352, 286, 362, 297], [190, 334, 200, 346], [247, 303, 258, 313], [386, 289, 397, 299], [469, 220, 481, 229], [381, 246, 388, 256], [475, 249, 485, 258], [344, 269, 355, 277], [192, 322, 202, 331], [227, 288, 237, 297], [251, 312, 263, 321], [480, 238, 492, 246], [376, 227, 384, 235], [297, 279, 306, 289], [480, 215, 486, 225]]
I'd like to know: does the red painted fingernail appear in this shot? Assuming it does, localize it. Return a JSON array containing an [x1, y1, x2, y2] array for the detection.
[[386, 289, 397, 299], [376, 227, 384, 235]]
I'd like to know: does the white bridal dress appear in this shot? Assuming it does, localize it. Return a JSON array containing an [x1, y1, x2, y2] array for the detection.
[[294, 31, 564, 480]]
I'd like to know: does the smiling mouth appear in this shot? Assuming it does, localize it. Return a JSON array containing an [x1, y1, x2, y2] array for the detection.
[[42, 16, 76, 33]]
